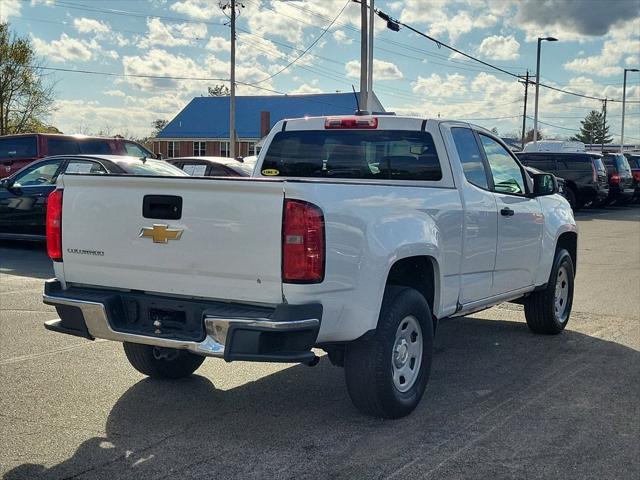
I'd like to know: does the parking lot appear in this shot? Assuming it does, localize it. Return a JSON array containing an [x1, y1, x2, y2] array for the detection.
[[0, 205, 638, 480]]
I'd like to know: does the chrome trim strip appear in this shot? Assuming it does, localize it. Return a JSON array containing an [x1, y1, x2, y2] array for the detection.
[[43, 293, 320, 358]]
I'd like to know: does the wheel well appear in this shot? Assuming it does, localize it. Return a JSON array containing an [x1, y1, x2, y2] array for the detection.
[[386, 256, 436, 320], [557, 232, 577, 271]]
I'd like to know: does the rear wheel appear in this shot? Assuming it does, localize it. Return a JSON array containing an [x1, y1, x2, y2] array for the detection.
[[123, 342, 205, 379], [524, 248, 574, 334], [344, 286, 434, 418]]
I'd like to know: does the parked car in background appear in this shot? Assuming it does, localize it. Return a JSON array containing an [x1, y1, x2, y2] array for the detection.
[[0, 155, 186, 241], [602, 153, 634, 205], [516, 151, 608, 210], [0, 134, 155, 178], [166, 156, 257, 177], [623, 153, 640, 202]]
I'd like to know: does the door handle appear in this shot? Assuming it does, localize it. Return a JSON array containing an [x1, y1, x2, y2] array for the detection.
[[500, 207, 515, 217]]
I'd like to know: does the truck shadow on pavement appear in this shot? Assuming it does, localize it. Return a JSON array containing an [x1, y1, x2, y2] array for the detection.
[[4, 315, 640, 480]]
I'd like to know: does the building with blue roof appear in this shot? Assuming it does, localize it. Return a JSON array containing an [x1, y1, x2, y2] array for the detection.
[[152, 92, 384, 158]]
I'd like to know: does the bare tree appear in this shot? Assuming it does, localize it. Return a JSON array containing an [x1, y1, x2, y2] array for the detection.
[[0, 22, 57, 135]]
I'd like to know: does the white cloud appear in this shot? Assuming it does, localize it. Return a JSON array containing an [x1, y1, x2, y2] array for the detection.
[[396, 0, 500, 41], [564, 18, 640, 77], [346, 59, 403, 81], [121, 48, 273, 96], [138, 18, 207, 48], [206, 36, 230, 52], [1, 0, 21, 21], [32, 34, 94, 62], [290, 83, 324, 94], [332, 30, 353, 45], [103, 89, 126, 97], [477, 35, 520, 60], [412, 73, 467, 98], [73, 18, 110, 35], [170, 0, 222, 20]]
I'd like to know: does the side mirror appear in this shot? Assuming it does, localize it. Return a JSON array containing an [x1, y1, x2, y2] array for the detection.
[[532, 173, 558, 196], [156, 153, 164, 160], [0, 177, 15, 190]]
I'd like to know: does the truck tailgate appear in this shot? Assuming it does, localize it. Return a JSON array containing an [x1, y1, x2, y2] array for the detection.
[[59, 174, 284, 304]]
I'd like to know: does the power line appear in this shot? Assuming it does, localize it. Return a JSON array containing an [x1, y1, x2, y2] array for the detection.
[[369, 2, 640, 104], [249, 0, 350, 84]]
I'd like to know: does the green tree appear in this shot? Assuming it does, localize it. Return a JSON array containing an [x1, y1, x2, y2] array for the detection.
[[208, 84, 230, 96], [151, 119, 168, 137], [0, 22, 57, 135], [524, 128, 543, 143], [571, 110, 612, 144]]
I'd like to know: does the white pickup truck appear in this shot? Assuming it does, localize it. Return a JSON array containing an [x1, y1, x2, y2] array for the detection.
[[43, 115, 577, 418]]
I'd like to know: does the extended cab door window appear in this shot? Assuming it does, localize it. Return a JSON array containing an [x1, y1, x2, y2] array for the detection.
[[451, 127, 490, 189], [478, 135, 526, 195]]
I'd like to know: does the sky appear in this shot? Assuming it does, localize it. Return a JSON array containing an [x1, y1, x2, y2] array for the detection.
[[2, 0, 640, 141]]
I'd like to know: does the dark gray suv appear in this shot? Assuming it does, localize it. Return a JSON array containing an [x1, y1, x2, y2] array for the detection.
[[516, 152, 609, 209]]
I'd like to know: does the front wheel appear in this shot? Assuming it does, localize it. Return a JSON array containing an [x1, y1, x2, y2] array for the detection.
[[123, 342, 205, 379], [524, 248, 575, 334], [344, 286, 434, 419]]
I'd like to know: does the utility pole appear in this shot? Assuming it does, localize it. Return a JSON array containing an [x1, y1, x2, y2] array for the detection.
[[520, 69, 529, 150], [359, 0, 368, 112], [366, 0, 374, 111], [229, 0, 237, 158], [601, 98, 607, 153]]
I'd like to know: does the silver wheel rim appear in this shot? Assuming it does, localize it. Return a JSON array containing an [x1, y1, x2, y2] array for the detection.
[[554, 265, 570, 321], [392, 315, 423, 393]]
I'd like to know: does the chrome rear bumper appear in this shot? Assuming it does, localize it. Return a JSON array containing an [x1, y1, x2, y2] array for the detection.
[[43, 281, 320, 363]]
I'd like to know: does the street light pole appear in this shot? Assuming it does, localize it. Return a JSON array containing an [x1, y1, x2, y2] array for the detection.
[[620, 68, 639, 153], [533, 36, 557, 149]]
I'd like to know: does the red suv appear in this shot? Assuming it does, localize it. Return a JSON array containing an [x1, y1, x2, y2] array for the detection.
[[0, 134, 154, 178]]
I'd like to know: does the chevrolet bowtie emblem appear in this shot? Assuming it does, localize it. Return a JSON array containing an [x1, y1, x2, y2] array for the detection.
[[139, 224, 184, 244]]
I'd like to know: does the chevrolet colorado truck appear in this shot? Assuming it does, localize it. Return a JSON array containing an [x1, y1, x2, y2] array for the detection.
[[43, 115, 577, 418]]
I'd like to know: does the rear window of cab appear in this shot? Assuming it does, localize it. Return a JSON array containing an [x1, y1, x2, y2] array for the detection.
[[261, 130, 442, 181]]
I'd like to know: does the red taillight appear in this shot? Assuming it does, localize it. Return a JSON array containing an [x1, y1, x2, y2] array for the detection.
[[46, 189, 63, 261], [591, 162, 597, 182], [610, 173, 620, 184], [282, 199, 325, 283], [325, 116, 378, 129]]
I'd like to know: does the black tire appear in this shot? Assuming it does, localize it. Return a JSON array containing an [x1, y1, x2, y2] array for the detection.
[[123, 342, 205, 379], [565, 187, 579, 211], [344, 286, 434, 419], [524, 248, 574, 334]]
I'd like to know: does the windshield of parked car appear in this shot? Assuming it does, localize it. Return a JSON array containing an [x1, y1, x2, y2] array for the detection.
[[119, 159, 188, 176], [261, 130, 442, 181], [0, 137, 37, 160]]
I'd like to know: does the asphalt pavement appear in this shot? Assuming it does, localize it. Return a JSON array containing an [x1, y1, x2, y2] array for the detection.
[[1, 205, 639, 480]]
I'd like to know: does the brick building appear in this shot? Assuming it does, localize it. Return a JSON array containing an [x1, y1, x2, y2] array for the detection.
[[152, 92, 384, 158]]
